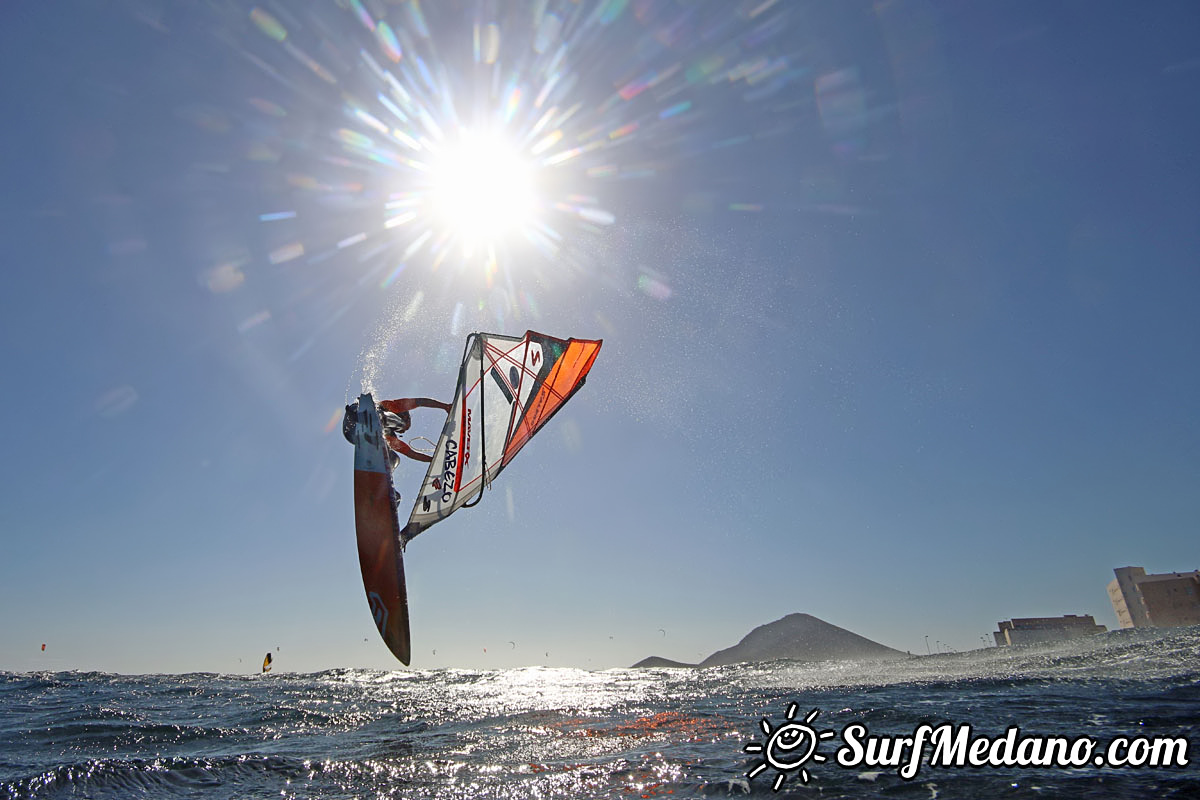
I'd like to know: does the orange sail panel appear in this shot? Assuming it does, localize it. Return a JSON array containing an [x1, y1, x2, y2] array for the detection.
[[503, 336, 601, 464]]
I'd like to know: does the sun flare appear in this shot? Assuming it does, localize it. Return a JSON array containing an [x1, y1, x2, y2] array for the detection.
[[428, 130, 538, 245]]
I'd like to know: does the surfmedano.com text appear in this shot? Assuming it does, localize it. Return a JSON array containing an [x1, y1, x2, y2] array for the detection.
[[837, 723, 1189, 779]]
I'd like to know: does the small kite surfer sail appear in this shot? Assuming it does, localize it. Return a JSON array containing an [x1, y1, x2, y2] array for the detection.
[[349, 330, 602, 664]]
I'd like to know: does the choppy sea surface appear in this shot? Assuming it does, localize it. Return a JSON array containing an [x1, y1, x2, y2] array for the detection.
[[3, 628, 1197, 799]]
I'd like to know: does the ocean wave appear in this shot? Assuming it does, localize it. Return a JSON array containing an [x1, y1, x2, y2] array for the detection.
[[3, 629, 1198, 798]]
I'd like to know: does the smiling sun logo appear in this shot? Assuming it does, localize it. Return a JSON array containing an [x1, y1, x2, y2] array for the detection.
[[744, 704, 837, 791]]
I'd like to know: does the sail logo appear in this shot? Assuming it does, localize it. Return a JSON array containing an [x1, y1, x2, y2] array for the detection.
[[461, 408, 473, 470], [440, 438, 458, 502], [367, 591, 388, 633]]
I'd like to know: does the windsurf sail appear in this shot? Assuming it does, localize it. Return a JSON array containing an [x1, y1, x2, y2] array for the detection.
[[401, 330, 602, 542], [262, 652, 273, 673]]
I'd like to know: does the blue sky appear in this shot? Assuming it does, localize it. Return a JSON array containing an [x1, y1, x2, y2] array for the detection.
[[2, 1, 1197, 674]]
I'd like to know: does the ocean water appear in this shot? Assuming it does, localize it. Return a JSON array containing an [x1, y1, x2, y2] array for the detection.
[[2, 628, 1197, 799]]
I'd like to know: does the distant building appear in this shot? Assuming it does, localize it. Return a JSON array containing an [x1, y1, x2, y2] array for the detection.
[[1107, 566, 1200, 629], [992, 615, 1106, 646]]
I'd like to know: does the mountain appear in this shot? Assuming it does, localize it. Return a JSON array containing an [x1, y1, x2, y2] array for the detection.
[[629, 656, 696, 668], [632, 613, 905, 668]]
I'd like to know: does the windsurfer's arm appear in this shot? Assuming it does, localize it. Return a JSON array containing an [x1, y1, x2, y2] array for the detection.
[[380, 397, 451, 413], [377, 398, 412, 414], [385, 433, 433, 463], [412, 397, 451, 413]]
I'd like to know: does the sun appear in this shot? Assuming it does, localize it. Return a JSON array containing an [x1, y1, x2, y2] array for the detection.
[[428, 129, 538, 246], [745, 704, 836, 791]]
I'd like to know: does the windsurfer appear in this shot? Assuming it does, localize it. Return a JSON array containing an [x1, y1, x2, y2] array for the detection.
[[378, 398, 451, 463], [343, 397, 451, 465]]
